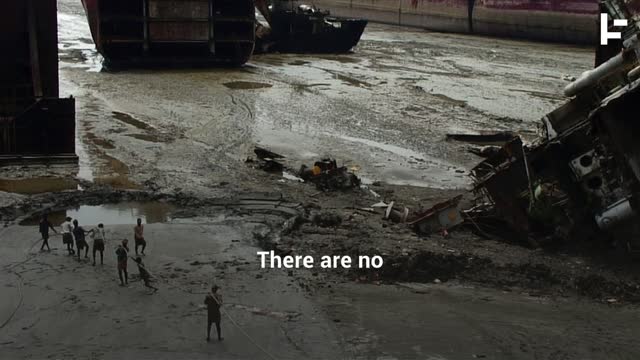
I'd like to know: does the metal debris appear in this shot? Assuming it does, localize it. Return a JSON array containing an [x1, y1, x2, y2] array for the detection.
[[383, 201, 410, 223], [299, 158, 361, 191], [408, 195, 464, 235], [446, 131, 518, 146], [464, 0, 640, 250]]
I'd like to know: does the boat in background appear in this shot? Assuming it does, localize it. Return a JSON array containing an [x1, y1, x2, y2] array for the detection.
[[311, 0, 600, 44], [80, 0, 256, 68], [255, 1, 368, 53]]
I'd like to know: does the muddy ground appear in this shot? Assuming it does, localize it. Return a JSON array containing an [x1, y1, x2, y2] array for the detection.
[[2, 0, 640, 359]]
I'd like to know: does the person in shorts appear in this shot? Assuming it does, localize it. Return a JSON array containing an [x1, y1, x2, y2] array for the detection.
[[133, 218, 146, 256], [61, 217, 75, 255], [204, 285, 223, 341], [92, 223, 106, 266], [116, 240, 129, 286], [39, 213, 57, 251], [73, 220, 90, 260]]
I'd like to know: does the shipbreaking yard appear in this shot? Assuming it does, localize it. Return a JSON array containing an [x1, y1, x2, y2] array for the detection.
[[3, 0, 640, 359]]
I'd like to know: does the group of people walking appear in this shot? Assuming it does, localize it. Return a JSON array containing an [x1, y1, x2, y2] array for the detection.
[[39, 213, 106, 265], [37, 213, 222, 341], [38, 214, 156, 291]]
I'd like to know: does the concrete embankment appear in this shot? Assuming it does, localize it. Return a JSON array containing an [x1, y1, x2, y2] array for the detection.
[[313, 0, 599, 44]]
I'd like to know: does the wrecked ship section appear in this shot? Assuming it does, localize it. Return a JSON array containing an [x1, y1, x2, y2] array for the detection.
[[254, 0, 368, 54], [468, 10, 640, 252], [81, 0, 256, 67]]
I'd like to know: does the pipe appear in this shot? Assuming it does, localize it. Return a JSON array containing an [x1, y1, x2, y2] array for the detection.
[[628, 64, 640, 80], [595, 198, 635, 230], [564, 52, 626, 97]]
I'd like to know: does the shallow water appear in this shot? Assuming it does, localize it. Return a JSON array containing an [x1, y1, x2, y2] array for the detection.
[[19, 202, 174, 226]]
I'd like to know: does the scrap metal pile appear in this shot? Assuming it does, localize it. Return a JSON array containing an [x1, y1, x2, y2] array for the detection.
[[250, 147, 361, 191]]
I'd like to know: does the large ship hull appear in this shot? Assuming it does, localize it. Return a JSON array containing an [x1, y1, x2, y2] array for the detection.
[[81, 0, 256, 68], [0, 0, 76, 159], [311, 0, 599, 44]]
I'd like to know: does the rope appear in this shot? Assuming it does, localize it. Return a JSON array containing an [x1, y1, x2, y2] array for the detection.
[[0, 272, 23, 330], [219, 305, 278, 360], [3, 230, 278, 359], [0, 236, 42, 330]]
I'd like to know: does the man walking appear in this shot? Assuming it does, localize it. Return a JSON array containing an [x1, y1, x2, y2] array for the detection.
[[92, 223, 106, 266], [134, 218, 147, 256], [204, 285, 223, 341], [116, 240, 129, 286], [72, 220, 90, 260], [39, 213, 57, 251], [61, 217, 75, 255]]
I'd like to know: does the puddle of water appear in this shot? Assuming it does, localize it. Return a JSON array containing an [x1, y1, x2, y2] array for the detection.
[[430, 93, 468, 107], [0, 178, 77, 195], [289, 60, 310, 66], [20, 202, 174, 226], [112, 111, 152, 131], [334, 73, 371, 88], [86, 132, 116, 149], [125, 133, 166, 143], [223, 81, 273, 90], [57, 13, 103, 73], [93, 153, 142, 190]]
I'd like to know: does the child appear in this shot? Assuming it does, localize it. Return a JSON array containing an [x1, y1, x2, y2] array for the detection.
[[132, 257, 158, 292]]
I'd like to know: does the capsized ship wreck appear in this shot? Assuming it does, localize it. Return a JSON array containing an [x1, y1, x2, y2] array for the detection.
[[255, 0, 368, 53], [311, 0, 600, 44], [464, 0, 640, 252], [80, 0, 256, 67]]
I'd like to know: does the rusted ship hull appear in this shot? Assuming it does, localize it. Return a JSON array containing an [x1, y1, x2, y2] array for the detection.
[[0, 0, 76, 160], [311, 0, 600, 44], [81, 0, 256, 67]]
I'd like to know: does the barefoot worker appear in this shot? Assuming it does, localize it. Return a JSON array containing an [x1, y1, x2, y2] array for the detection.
[[133, 218, 146, 256], [205, 285, 223, 341], [72, 220, 90, 260], [39, 213, 57, 251], [91, 223, 106, 266], [132, 257, 158, 292], [61, 217, 75, 255], [116, 240, 129, 286]]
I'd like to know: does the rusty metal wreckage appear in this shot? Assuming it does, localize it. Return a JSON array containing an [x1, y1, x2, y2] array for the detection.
[[463, 0, 640, 252]]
